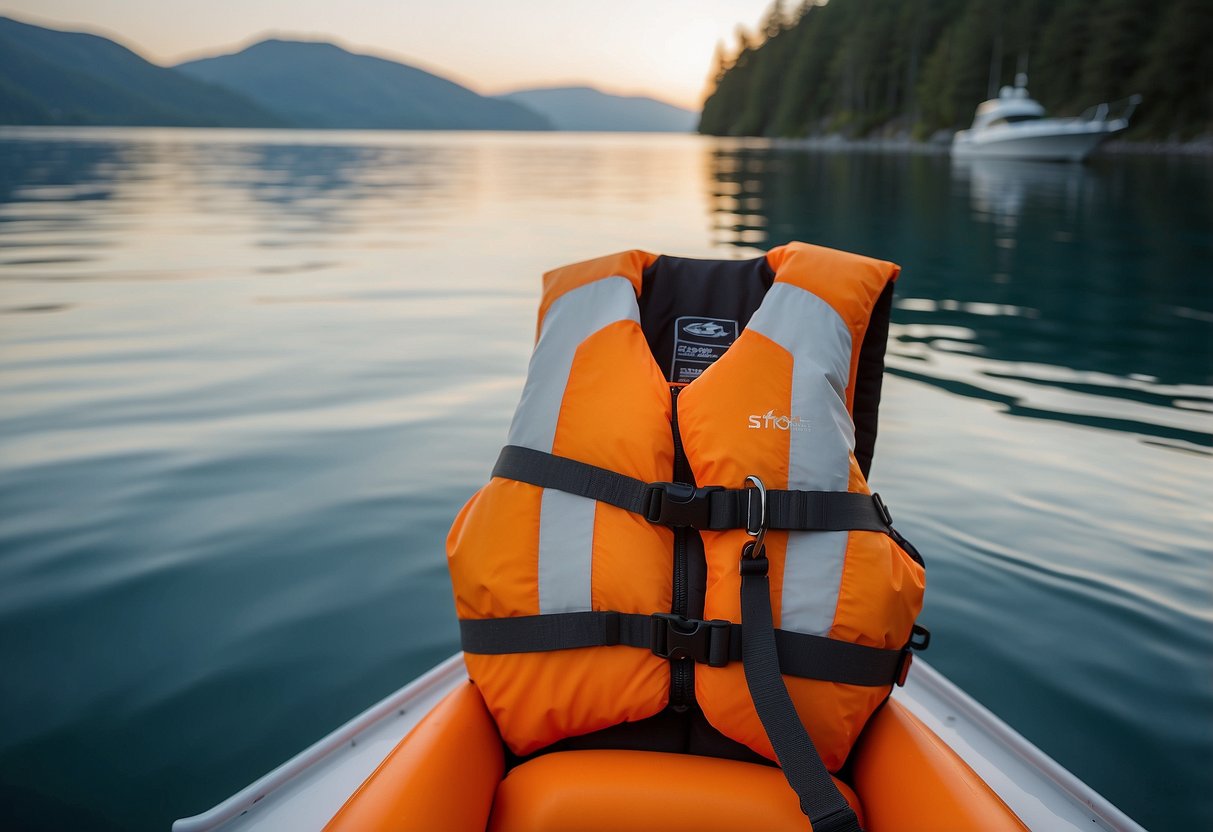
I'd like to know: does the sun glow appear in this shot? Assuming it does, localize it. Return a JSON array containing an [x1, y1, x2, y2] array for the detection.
[[3, 0, 775, 110]]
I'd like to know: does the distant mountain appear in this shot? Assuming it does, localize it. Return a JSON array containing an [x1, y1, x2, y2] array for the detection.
[[176, 40, 552, 131], [0, 16, 283, 127], [495, 86, 696, 132]]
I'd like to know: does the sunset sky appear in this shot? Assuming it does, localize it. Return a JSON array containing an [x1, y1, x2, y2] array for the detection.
[[3, 0, 777, 109]]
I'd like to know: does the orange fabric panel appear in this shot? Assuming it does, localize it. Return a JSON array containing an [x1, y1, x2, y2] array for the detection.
[[766, 242, 899, 413], [830, 531, 925, 647], [681, 329, 795, 764], [766, 242, 900, 334], [786, 677, 890, 772], [458, 320, 673, 755], [448, 480, 542, 619], [466, 647, 668, 756], [683, 326, 893, 770], [695, 675, 888, 772], [679, 330, 794, 625], [323, 682, 503, 832], [554, 320, 674, 614], [488, 749, 863, 832], [853, 700, 1029, 832], [536, 250, 657, 339], [553, 321, 672, 481]]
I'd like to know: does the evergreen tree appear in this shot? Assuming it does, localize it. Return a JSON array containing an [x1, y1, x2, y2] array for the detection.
[[1132, 0, 1213, 137], [699, 0, 1204, 140], [1034, 0, 1091, 113], [1079, 0, 1153, 106]]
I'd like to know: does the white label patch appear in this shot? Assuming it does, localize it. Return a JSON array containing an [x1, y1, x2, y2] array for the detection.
[[670, 316, 738, 384]]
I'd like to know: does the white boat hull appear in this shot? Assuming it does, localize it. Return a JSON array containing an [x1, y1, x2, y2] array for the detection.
[[173, 655, 1147, 832], [953, 121, 1126, 162]]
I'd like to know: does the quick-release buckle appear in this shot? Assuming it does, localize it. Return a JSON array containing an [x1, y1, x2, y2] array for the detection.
[[644, 482, 722, 528], [872, 492, 893, 527], [650, 613, 731, 667], [896, 625, 932, 686]]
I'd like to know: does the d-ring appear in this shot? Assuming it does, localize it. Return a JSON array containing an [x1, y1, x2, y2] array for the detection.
[[744, 475, 767, 555]]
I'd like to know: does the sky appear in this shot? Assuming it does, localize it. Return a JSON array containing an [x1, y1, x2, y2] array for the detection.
[[2, 0, 777, 109]]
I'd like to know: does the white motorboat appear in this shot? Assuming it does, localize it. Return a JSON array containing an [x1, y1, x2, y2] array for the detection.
[[952, 74, 1139, 162]]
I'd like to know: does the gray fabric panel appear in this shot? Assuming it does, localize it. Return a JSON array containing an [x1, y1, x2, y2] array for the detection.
[[747, 282, 855, 636], [508, 275, 638, 615], [538, 489, 596, 614], [506, 276, 640, 452]]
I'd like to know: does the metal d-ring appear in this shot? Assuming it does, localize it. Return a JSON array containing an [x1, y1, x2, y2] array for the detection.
[[744, 474, 767, 556]]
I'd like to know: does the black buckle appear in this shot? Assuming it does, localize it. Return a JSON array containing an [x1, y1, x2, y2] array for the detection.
[[896, 649, 914, 686], [896, 624, 931, 687], [872, 492, 893, 527], [644, 482, 722, 528], [650, 613, 730, 667]]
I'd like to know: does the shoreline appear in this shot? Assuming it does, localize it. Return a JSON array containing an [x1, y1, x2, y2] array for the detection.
[[2, 123, 1210, 156], [719, 132, 1213, 157]]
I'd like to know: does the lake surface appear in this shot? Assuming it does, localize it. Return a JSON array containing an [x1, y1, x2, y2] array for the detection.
[[0, 128, 1209, 831]]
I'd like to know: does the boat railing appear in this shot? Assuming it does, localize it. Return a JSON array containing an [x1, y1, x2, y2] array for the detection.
[[1079, 95, 1142, 125]]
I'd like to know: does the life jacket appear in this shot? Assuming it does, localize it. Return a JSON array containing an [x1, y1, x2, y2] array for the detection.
[[448, 242, 928, 830]]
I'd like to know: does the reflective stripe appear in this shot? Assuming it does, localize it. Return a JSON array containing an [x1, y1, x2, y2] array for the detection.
[[538, 490, 596, 614], [508, 275, 639, 615], [747, 282, 854, 636], [507, 276, 640, 453]]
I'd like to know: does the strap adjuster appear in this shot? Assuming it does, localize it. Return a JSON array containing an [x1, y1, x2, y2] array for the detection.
[[806, 806, 861, 832], [644, 482, 722, 528], [909, 624, 931, 651], [650, 613, 731, 667]]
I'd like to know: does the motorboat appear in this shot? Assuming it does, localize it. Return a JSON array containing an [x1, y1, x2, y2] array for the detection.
[[952, 74, 1139, 162], [172, 653, 1147, 831]]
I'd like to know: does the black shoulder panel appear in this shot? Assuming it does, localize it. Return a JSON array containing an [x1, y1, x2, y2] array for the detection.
[[853, 282, 894, 479], [638, 254, 774, 384]]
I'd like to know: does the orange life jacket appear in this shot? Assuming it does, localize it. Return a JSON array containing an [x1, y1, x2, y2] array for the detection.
[[448, 242, 927, 830]]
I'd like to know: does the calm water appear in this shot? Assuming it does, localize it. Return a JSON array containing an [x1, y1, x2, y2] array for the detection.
[[0, 128, 1210, 831]]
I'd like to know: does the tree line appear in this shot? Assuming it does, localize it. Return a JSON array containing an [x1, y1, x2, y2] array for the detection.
[[699, 0, 1212, 140]]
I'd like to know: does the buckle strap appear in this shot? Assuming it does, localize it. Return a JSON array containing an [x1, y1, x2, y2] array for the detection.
[[493, 445, 896, 533], [738, 539, 864, 830], [493, 445, 653, 516], [650, 613, 731, 667], [644, 482, 724, 528], [707, 488, 893, 532], [459, 611, 653, 654], [459, 612, 912, 688]]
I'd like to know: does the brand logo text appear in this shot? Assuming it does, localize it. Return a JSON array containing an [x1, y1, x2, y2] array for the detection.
[[747, 410, 810, 432]]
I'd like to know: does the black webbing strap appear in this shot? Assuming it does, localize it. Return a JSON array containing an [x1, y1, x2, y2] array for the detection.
[[730, 626, 904, 686], [708, 488, 891, 533], [459, 611, 652, 654], [460, 612, 909, 688], [493, 445, 652, 514], [740, 544, 863, 832], [492, 445, 893, 533]]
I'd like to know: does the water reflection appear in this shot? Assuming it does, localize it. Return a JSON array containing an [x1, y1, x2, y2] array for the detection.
[[0, 130, 1209, 831], [952, 157, 1096, 237], [707, 144, 1213, 447]]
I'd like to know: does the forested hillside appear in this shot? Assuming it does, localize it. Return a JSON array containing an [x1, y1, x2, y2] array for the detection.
[[0, 16, 282, 127], [699, 0, 1212, 140]]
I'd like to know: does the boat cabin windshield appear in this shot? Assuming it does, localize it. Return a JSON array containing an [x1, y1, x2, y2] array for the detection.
[[988, 114, 1042, 127]]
